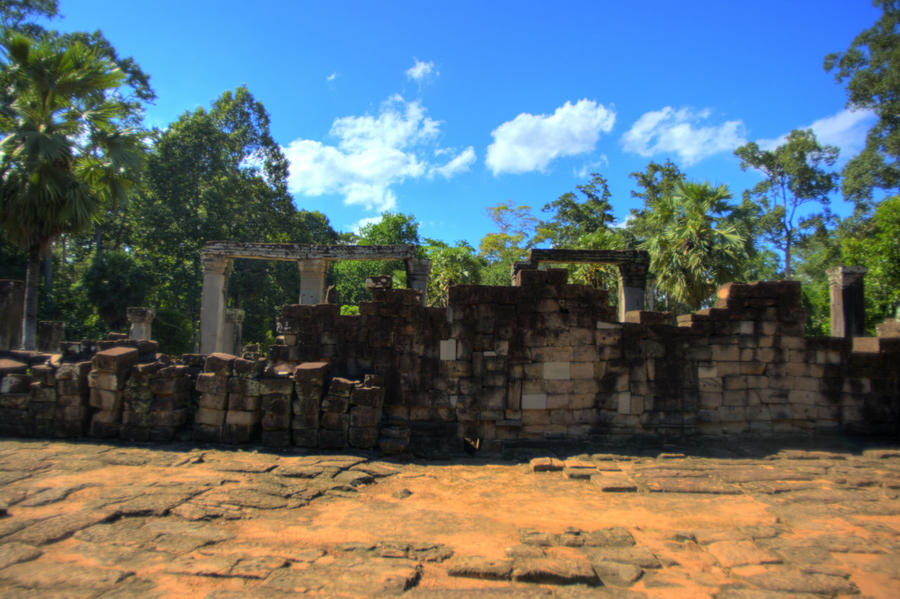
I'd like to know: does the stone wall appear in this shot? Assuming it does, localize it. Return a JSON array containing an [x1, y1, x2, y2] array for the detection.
[[0, 272, 898, 453]]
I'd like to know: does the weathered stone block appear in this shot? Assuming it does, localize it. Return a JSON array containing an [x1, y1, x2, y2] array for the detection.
[[318, 428, 346, 449], [92, 347, 138, 374], [261, 395, 291, 430], [194, 407, 226, 426], [350, 405, 379, 427], [292, 427, 318, 447], [350, 385, 385, 408], [321, 396, 349, 413], [204, 352, 236, 376], [543, 362, 571, 380], [327, 377, 358, 398], [89, 388, 122, 411], [197, 393, 228, 410], [522, 393, 547, 410], [227, 393, 260, 412], [348, 426, 378, 448], [320, 412, 349, 430]]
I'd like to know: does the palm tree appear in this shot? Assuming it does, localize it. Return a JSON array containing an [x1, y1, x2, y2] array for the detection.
[[640, 180, 747, 310], [0, 34, 143, 349]]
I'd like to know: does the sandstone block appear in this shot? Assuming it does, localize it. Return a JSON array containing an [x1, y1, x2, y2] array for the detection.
[[350, 406, 379, 427], [348, 426, 378, 448], [92, 347, 138, 374], [89, 388, 122, 411], [195, 373, 227, 394], [204, 352, 236, 376], [88, 371, 125, 391], [227, 393, 260, 412], [197, 393, 228, 410], [225, 410, 259, 426], [193, 423, 222, 443], [350, 385, 385, 408], [522, 393, 547, 410], [321, 396, 349, 413], [194, 407, 226, 427], [292, 427, 318, 448], [318, 428, 345, 449], [320, 412, 349, 430], [327, 377, 357, 398]]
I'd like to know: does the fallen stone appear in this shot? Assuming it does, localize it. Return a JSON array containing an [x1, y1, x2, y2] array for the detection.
[[583, 527, 636, 547], [0, 560, 133, 590], [447, 556, 514, 580], [582, 546, 661, 569], [592, 474, 637, 492], [590, 559, 643, 586], [505, 544, 545, 558], [645, 477, 740, 494], [530, 457, 564, 472], [735, 567, 860, 595], [166, 553, 237, 577], [511, 557, 599, 586]]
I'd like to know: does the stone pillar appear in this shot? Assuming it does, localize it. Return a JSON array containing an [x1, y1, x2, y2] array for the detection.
[[298, 259, 328, 304], [37, 321, 64, 353], [199, 254, 233, 354], [405, 258, 432, 306], [223, 308, 245, 356], [126, 307, 156, 340], [616, 261, 649, 322], [828, 266, 867, 338], [0, 280, 24, 350]]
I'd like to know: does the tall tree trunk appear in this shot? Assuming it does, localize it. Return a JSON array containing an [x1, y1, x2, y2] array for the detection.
[[94, 223, 103, 254], [42, 243, 53, 316], [21, 242, 41, 350]]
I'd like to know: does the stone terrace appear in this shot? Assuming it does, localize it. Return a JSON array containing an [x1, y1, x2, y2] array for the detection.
[[0, 438, 899, 597]]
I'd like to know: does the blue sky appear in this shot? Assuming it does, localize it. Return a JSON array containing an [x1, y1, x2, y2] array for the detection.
[[50, 0, 881, 246]]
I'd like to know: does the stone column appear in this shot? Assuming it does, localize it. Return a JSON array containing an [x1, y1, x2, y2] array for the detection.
[[616, 261, 649, 322], [126, 307, 156, 340], [0, 280, 24, 350], [199, 253, 232, 354], [298, 259, 328, 304], [223, 308, 245, 356], [37, 321, 64, 353], [405, 258, 432, 306], [828, 266, 867, 338]]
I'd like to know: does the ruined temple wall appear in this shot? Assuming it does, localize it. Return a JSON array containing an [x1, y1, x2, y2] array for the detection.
[[1, 273, 898, 452]]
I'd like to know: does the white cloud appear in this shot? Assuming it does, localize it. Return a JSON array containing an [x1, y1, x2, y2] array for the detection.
[[486, 99, 616, 175], [574, 155, 609, 179], [326, 72, 337, 82], [284, 95, 472, 213], [621, 107, 745, 165], [406, 59, 437, 83], [757, 108, 876, 156], [431, 146, 476, 178]]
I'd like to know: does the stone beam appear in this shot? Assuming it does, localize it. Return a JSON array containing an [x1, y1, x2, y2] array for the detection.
[[528, 249, 650, 266], [202, 242, 417, 262]]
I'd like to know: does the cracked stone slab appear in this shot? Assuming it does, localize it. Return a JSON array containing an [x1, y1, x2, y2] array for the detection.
[[261, 558, 421, 595], [7, 509, 117, 546], [590, 559, 643, 586], [166, 553, 238, 577], [0, 560, 133, 590], [644, 477, 741, 494], [0, 542, 41, 570], [229, 555, 290, 578], [19, 484, 93, 508], [706, 541, 782, 568], [733, 567, 859, 595], [511, 557, 599, 586], [582, 546, 661, 569]]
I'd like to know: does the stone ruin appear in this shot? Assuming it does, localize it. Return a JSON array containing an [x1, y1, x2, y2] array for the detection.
[[0, 247, 898, 455]]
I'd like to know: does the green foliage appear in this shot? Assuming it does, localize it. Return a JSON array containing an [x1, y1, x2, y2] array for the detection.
[[638, 181, 747, 310], [150, 307, 192, 356], [0, 0, 57, 36], [331, 212, 420, 306], [825, 0, 900, 205], [0, 32, 146, 347], [425, 240, 483, 306], [82, 250, 152, 330], [735, 129, 839, 279], [536, 173, 615, 248], [478, 202, 537, 284], [841, 195, 900, 330], [339, 304, 359, 316]]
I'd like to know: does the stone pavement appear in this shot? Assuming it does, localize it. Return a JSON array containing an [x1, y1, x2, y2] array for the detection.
[[0, 438, 899, 598]]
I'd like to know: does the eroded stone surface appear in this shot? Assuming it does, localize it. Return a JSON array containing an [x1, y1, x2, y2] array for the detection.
[[0, 439, 897, 598]]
